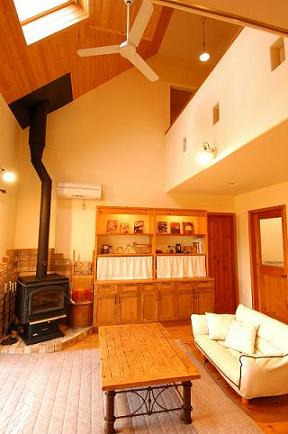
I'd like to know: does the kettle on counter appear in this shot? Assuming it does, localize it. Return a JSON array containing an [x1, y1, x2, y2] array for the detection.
[[101, 245, 112, 254]]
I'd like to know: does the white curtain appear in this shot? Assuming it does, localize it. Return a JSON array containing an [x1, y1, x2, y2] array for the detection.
[[97, 256, 153, 280], [157, 255, 206, 278]]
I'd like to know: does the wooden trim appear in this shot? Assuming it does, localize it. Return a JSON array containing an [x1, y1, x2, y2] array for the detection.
[[153, 0, 288, 37], [20, 0, 77, 25], [248, 204, 288, 311]]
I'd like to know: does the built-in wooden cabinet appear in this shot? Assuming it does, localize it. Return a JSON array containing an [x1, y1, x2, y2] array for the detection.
[[95, 206, 208, 281], [158, 282, 176, 321], [94, 284, 117, 326], [93, 206, 215, 327], [117, 283, 138, 324], [93, 278, 215, 326], [140, 283, 159, 322], [176, 282, 196, 319]]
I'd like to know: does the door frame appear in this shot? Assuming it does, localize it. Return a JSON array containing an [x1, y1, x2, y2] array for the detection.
[[248, 204, 288, 310]]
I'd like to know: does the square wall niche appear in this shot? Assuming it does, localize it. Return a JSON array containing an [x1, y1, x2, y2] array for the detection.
[[270, 37, 285, 71]]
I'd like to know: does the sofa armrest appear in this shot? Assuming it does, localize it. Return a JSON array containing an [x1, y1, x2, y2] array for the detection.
[[239, 353, 288, 399], [191, 314, 209, 337]]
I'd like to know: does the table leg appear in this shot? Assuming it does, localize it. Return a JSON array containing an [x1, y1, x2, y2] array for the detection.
[[105, 390, 116, 434], [182, 381, 192, 424]]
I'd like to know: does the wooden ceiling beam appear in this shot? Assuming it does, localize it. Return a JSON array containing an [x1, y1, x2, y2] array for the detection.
[[153, 0, 288, 36]]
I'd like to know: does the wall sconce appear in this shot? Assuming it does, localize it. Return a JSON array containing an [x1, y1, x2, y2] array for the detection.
[[197, 141, 217, 164], [0, 168, 17, 193]]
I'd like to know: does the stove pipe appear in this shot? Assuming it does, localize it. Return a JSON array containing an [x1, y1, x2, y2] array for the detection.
[[28, 100, 51, 279]]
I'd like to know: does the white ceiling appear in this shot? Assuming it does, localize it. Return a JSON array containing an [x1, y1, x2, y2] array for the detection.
[[171, 119, 288, 195]]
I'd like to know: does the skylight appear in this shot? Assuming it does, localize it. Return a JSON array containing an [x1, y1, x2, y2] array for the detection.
[[13, 0, 88, 45], [14, 0, 76, 24]]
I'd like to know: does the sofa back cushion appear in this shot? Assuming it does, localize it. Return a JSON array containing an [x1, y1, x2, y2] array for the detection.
[[236, 304, 288, 354], [205, 313, 235, 340], [223, 319, 258, 354]]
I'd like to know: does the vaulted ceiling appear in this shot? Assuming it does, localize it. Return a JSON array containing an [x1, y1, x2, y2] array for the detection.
[[0, 0, 242, 109]]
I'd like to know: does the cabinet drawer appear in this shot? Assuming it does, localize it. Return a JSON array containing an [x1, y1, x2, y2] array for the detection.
[[138, 283, 155, 291], [175, 282, 196, 291], [118, 284, 138, 294], [96, 284, 117, 295], [158, 282, 174, 292], [196, 281, 214, 289]]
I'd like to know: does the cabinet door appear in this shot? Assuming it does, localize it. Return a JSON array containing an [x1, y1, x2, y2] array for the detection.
[[175, 282, 197, 319], [117, 284, 138, 324], [94, 284, 117, 326], [139, 284, 159, 322], [196, 289, 215, 314], [158, 283, 176, 321]]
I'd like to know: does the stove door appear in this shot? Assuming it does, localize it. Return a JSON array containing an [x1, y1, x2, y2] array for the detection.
[[28, 285, 65, 322]]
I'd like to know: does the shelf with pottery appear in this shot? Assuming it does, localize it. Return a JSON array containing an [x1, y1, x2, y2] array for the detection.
[[94, 206, 213, 326]]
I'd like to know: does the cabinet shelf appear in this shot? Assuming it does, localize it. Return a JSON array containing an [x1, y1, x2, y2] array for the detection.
[[97, 233, 153, 236], [97, 253, 152, 257], [156, 253, 205, 256], [96, 206, 208, 281], [156, 233, 205, 237]]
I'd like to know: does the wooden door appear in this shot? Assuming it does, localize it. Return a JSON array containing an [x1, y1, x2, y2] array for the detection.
[[158, 282, 176, 321], [139, 284, 159, 322], [208, 213, 238, 313], [94, 284, 117, 326], [117, 284, 138, 324], [249, 205, 288, 323]]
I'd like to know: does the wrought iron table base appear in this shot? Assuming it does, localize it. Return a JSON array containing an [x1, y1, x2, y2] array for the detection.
[[104, 381, 192, 434]]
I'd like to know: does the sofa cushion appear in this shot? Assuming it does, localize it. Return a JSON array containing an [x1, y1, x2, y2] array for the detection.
[[223, 319, 258, 354], [255, 336, 281, 355], [191, 314, 209, 336], [205, 313, 235, 340], [195, 335, 240, 386], [236, 304, 288, 354]]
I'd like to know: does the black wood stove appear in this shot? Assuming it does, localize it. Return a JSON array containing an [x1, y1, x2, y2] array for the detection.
[[16, 274, 69, 345], [12, 78, 73, 345]]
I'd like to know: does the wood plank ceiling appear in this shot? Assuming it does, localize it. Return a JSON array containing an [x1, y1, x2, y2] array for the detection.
[[0, 0, 173, 105]]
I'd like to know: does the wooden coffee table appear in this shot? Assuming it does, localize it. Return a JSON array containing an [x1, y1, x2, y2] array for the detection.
[[99, 322, 200, 434]]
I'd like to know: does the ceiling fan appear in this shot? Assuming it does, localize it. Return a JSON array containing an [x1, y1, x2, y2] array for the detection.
[[77, 0, 159, 82]]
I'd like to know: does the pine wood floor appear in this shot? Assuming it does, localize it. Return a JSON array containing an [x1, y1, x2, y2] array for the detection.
[[67, 322, 288, 434]]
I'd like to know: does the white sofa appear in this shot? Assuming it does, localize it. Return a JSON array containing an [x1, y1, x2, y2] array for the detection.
[[191, 304, 288, 401]]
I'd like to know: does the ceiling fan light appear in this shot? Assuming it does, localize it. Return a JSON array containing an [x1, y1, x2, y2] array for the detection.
[[199, 51, 210, 62]]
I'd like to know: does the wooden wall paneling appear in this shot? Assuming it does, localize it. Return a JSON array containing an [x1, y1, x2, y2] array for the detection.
[[0, 0, 172, 105], [207, 213, 238, 313]]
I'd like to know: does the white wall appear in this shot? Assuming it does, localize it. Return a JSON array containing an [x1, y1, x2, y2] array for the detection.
[[0, 95, 20, 258], [165, 28, 288, 191], [235, 181, 288, 306], [14, 68, 235, 260]]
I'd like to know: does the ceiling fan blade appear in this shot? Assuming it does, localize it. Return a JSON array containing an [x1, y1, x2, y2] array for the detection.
[[77, 45, 120, 57], [128, 0, 153, 47], [127, 52, 158, 82]]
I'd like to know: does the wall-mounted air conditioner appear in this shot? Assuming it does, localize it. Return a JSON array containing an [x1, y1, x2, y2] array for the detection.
[[56, 183, 102, 200]]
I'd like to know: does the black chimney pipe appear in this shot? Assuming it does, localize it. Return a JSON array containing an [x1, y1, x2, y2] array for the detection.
[[28, 100, 51, 279]]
